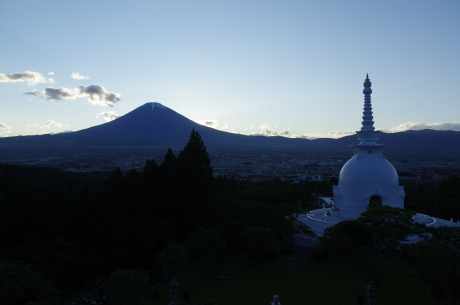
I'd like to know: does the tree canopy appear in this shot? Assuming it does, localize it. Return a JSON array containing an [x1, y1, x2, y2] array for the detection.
[[358, 206, 418, 252], [0, 261, 59, 305], [0, 129, 315, 298]]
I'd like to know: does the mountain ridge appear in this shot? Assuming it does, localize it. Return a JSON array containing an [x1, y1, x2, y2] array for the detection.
[[1, 103, 460, 158]]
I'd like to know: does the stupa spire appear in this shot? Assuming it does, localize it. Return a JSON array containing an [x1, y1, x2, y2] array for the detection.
[[361, 74, 374, 133], [355, 74, 380, 145]]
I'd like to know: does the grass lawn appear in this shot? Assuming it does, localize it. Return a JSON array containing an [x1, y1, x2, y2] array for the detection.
[[155, 251, 434, 305]]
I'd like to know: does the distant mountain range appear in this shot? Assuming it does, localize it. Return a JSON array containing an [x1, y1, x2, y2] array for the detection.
[[1, 102, 460, 158]]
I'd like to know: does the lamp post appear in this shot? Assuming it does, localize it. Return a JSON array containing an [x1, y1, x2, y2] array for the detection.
[[367, 280, 376, 305], [271, 295, 281, 305], [169, 277, 179, 305]]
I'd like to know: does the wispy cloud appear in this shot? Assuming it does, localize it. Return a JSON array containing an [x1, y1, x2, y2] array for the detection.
[[202, 120, 218, 127], [0, 70, 54, 86], [96, 111, 120, 122], [24, 89, 41, 96], [43, 120, 63, 128], [195, 119, 228, 130], [327, 131, 355, 138], [295, 134, 319, 140], [389, 122, 460, 132], [25, 87, 80, 100], [25, 84, 121, 106], [48, 72, 54, 75], [0, 122, 11, 137], [82, 85, 120, 106], [242, 124, 354, 139], [70, 72, 90, 80], [197, 121, 367, 140], [247, 124, 291, 137], [294, 131, 355, 139], [55, 130, 73, 134], [27, 120, 64, 129], [259, 124, 270, 130]]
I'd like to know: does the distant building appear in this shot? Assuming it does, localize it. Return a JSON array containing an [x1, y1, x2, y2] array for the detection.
[[318, 197, 334, 208], [310, 174, 323, 182]]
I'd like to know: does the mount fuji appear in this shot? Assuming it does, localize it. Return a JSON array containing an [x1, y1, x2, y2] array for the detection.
[[1, 102, 460, 158], [60, 102, 311, 149], [0, 103, 316, 157]]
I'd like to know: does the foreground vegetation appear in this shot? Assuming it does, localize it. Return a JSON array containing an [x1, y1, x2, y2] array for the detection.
[[0, 130, 459, 304], [0, 131, 315, 304], [155, 251, 432, 305]]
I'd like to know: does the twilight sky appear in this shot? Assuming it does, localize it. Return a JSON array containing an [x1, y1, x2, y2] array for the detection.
[[1, 0, 459, 139]]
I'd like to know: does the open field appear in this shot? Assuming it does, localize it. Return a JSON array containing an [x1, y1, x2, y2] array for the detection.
[[156, 251, 433, 305]]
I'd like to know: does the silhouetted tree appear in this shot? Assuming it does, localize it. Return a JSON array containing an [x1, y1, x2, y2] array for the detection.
[[177, 129, 213, 181], [0, 261, 59, 305], [157, 242, 192, 279], [98, 268, 155, 305], [410, 229, 460, 304], [173, 130, 215, 234], [161, 148, 177, 172], [322, 220, 374, 254], [358, 206, 417, 252], [436, 175, 460, 220], [236, 227, 282, 258]]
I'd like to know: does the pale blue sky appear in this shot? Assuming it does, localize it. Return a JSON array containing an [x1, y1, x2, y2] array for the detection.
[[1, 0, 459, 139]]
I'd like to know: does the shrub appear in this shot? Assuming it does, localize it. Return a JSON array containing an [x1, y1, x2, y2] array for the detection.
[[311, 243, 328, 260], [236, 227, 282, 258]]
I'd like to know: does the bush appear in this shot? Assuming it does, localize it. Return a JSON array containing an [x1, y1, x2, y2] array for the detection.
[[329, 220, 374, 251], [98, 268, 155, 305], [152, 290, 160, 300], [311, 243, 328, 260], [236, 227, 282, 259], [187, 229, 227, 259], [196, 298, 217, 305], [0, 261, 59, 305], [157, 243, 192, 278]]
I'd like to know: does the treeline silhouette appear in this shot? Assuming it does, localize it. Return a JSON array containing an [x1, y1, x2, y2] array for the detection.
[[0, 130, 320, 296], [404, 175, 460, 221], [2, 130, 460, 303]]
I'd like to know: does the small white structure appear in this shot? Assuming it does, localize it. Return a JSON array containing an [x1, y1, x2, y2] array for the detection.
[[271, 295, 281, 305]]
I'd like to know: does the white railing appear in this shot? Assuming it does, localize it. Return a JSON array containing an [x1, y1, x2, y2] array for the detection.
[[414, 213, 460, 227], [296, 209, 336, 235], [433, 217, 460, 227], [306, 209, 335, 227], [414, 213, 436, 225], [306, 208, 331, 215], [295, 233, 319, 241]]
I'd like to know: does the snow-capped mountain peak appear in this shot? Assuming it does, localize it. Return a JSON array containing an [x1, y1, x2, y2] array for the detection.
[[144, 102, 167, 111]]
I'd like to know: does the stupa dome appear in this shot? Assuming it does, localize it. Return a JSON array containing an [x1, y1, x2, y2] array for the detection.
[[333, 149, 404, 219], [339, 154, 399, 193]]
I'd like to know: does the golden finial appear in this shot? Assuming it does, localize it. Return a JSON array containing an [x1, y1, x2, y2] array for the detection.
[[365, 73, 371, 83]]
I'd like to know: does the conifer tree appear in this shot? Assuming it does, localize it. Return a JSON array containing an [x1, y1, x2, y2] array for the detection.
[[158, 148, 178, 202], [142, 158, 157, 176], [177, 129, 213, 181], [174, 129, 215, 234], [162, 148, 177, 171]]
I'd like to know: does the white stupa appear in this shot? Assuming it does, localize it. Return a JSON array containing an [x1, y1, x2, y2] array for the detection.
[[297, 75, 406, 236], [296, 75, 459, 239], [332, 74, 405, 219]]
